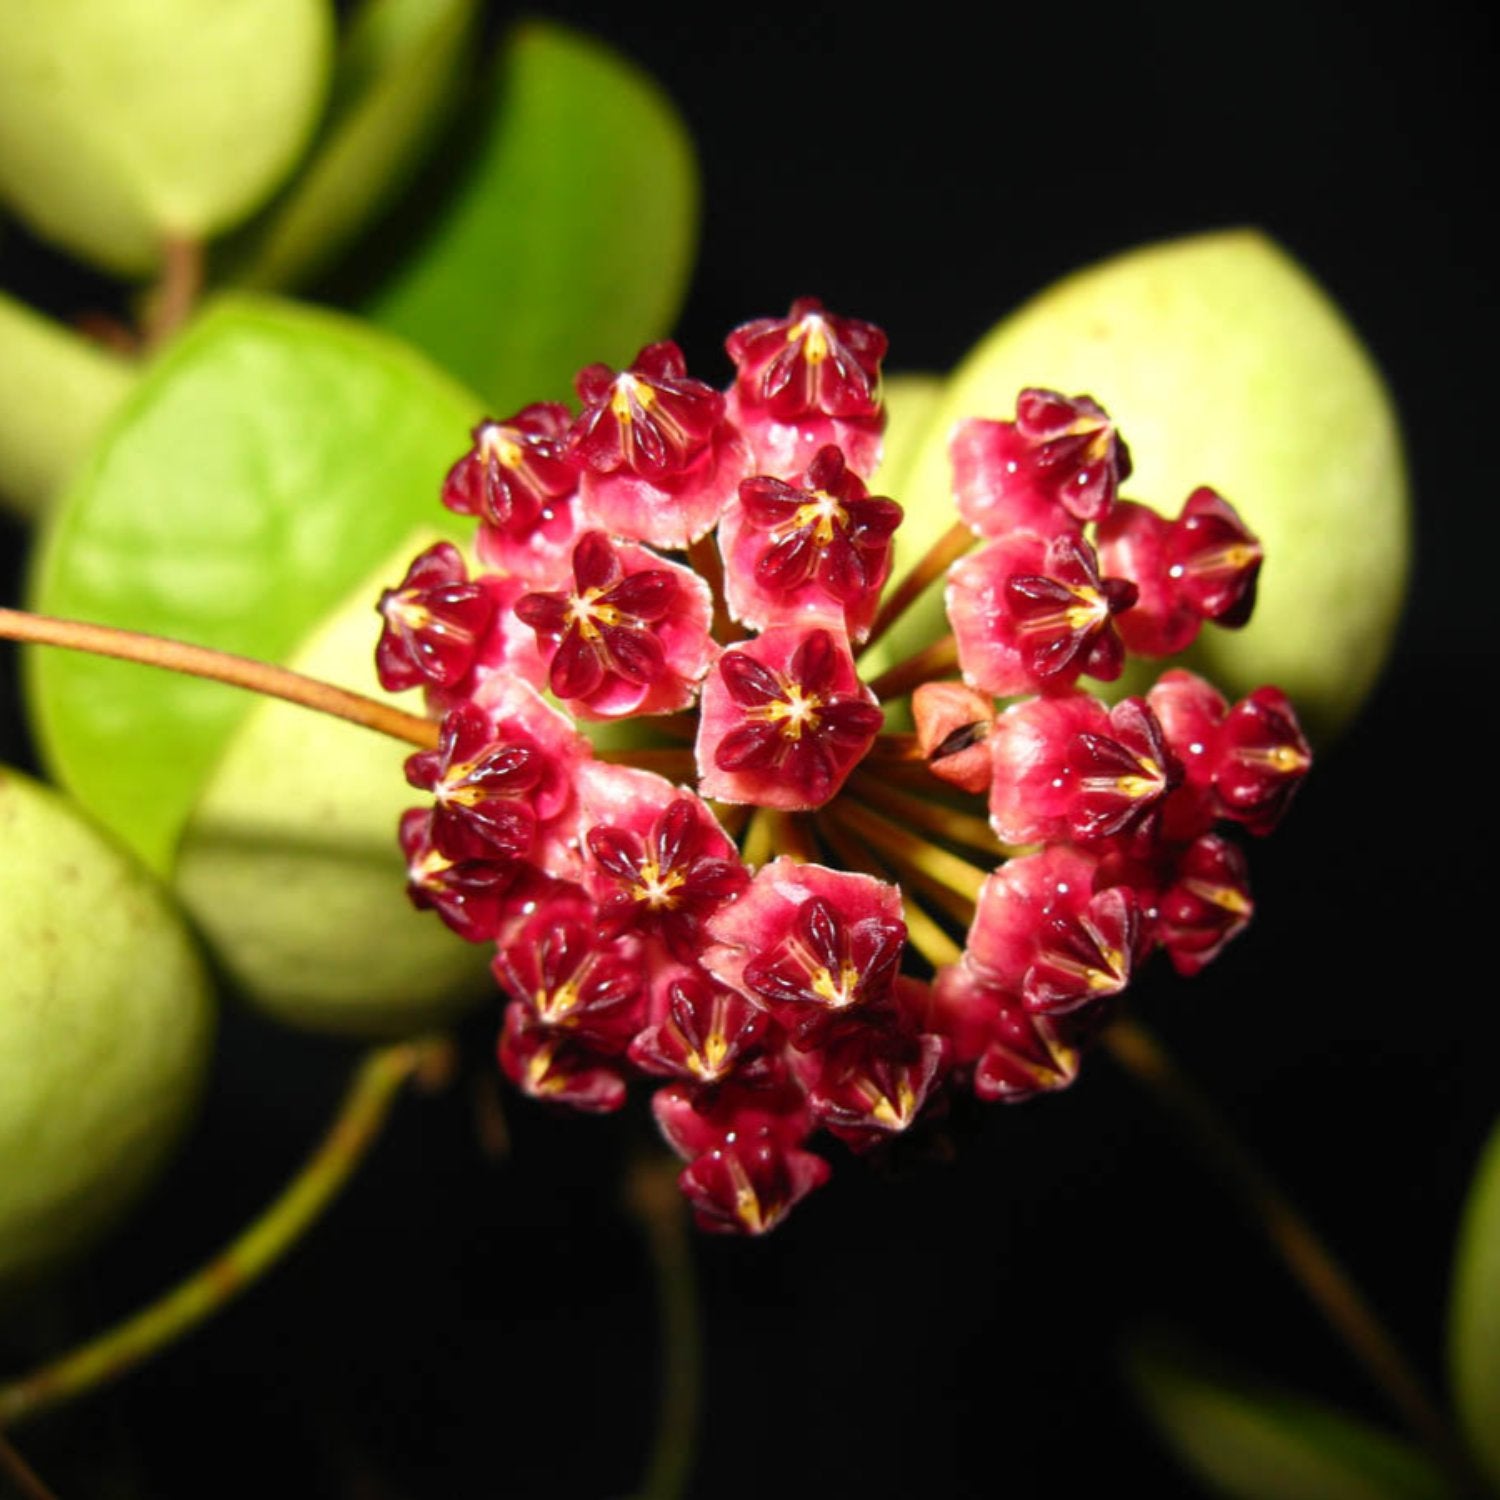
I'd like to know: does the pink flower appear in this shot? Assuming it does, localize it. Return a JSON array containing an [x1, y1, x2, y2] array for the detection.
[[377, 309, 1312, 1234], [696, 625, 883, 810], [570, 341, 748, 549], [951, 388, 1131, 538], [717, 445, 903, 641], [947, 529, 1137, 696], [725, 297, 887, 478], [514, 530, 714, 718]]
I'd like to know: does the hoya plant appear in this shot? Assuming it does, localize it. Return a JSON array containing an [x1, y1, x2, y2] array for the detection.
[[0, 5, 1491, 1499]]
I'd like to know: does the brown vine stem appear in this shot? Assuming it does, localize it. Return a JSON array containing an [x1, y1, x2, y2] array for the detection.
[[859, 519, 973, 657], [0, 608, 439, 751], [866, 633, 959, 702], [142, 234, 203, 349], [1103, 1019, 1489, 1499], [625, 1156, 702, 1500], [0, 1430, 60, 1500], [0, 1042, 429, 1430]]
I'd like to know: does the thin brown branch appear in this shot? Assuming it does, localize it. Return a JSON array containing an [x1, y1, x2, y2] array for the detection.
[[0, 607, 438, 750]]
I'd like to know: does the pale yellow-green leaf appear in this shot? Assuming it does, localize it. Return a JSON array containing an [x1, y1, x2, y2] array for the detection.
[[0, 768, 214, 1290], [1449, 1114, 1500, 1487], [869, 373, 945, 499], [0, 290, 135, 518], [174, 534, 491, 1036], [871, 231, 1409, 742], [0, 0, 335, 274]]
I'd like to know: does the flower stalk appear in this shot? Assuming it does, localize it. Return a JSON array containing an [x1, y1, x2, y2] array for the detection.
[[0, 607, 438, 751], [0, 1431, 59, 1500], [0, 1041, 428, 1429], [864, 631, 959, 701], [859, 517, 973, 655], [1103, 1019, 1490, 1499], [626, 1156, 702, 1500]]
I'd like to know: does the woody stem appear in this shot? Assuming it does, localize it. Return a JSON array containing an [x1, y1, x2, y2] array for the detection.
[[626, 1156, 702, 1500], [860, 520, 973, 656], [0, 1041, 431, 1429], [1103, 1019, 1488, 1498], [866, 633, 959, 702], [0, 607, 439, 750]]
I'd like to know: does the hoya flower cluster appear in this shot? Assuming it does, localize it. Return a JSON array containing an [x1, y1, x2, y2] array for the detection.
[[375, 299, 1311, 1234]]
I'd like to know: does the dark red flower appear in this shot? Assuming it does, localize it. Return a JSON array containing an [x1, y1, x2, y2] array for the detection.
[[586, 795, 751, 962], [515, 531, 713, 718], [404, 702, 544, 862], [948, 530, 1136, 696], [376, 542, 498, 693], [697, 625, 883, 809]]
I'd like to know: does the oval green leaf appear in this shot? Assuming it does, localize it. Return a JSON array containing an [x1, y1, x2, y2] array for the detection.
[[230, 0, 481, 293], [0, 766, 214, 1290], [0, 0, 335, 275], [27, 295, 480, 874], [869, 373, 945, 499], [366, 20, 698, 413], [0, 290, 135, 519], [1127, 1337, 1453, 1500], [870, 231, 1410, 743], [174, 531, 491, 1034], [1449, 1114, 1500, 1487]]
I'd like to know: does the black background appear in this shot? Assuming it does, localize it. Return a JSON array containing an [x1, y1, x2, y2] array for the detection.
[[2, 2, 1496, 1496]]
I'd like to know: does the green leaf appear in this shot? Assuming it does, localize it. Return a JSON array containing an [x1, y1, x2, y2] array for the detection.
[[868, 373, 945, 499], [366, 20, 698, 413], [1450, 1114, 1500, 1487], [0, 0, 335, 275], [173, 532, 491, 1035], [0, 766, 214, 1290], [26, 295, 480, 875], [1127, 1337, 1453, 1500], [866, 231, 1409, 743], [0, 291, 135, 519], [231, 0, 481, 293]]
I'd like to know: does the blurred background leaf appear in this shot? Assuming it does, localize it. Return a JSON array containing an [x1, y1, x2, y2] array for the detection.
[[363, 20, 698, 413], [26, 295, 479, 875], [0, 0, 335, 276], [1449, 1113, 1500, 1488], [1127, 1335, 1453, 1500], [227, 0, 483, 295], [0, 291, 134, 516]]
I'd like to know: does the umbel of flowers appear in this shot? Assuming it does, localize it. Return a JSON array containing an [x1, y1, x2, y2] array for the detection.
[[375, 299, 1311, 1235]]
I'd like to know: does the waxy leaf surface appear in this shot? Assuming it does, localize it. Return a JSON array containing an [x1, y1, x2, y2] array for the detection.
[[0, 767, 213, 1289], [871, 231, 1409, 742], [1450, 1113, 1500, 1488], [174, 534, 491, 1033], [1129, 1339, 1451, 1500], [231, 0, 481, 292], [28, 296, 479, 874], [0, 0, 333, 274], [366, 21, 698, 413]]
